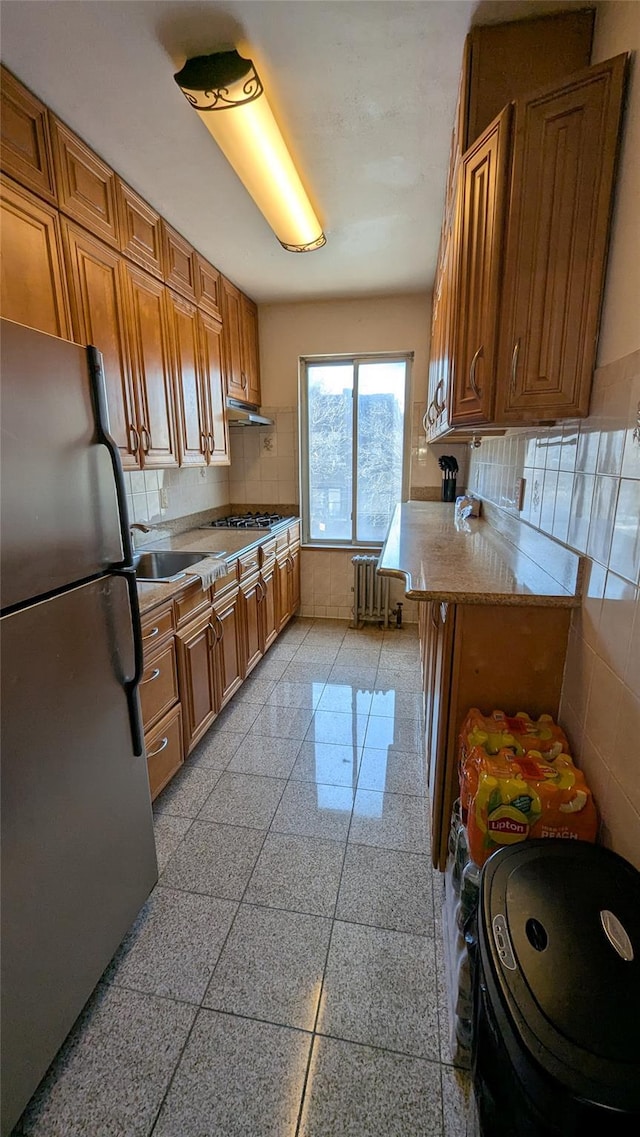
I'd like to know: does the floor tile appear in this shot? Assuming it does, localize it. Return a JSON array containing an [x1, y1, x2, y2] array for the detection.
[[214, 700, 261, 734], [226, 735, 303, 778], [107, 885, 237, 1003], [152, 1010, 311, 1137], [442, 1065, 477, 1137], [305, 709, 368, 747], [317, 921, 439, 1059], [271, 780, 353, 841], [265, 641, 300, 661], [265, 680, 325, 709], [358, 746, 426, 796], [282, 661, 333, 684], [364, 715, 423, 753], [248, 704, 314, 739], [332, 650, 381, 670], [252, 656, 290, 681], [350, 788, 430, 852], [198, 772, 286, 829], [152, 765, 223, 819], [290, 741, 360, 787], [204, 904, 331, 1030], [328, 665, 378, 687], [299, 1036, 443, 1137], [370, 689, 424, 721], [376, 668, 424, 694], [293, 644, 340, 662], [232, 677, 276, 705], [244, 832, 345, 917], [153, 813, 193, 873], [17, 984, 195, 1137], [161, 820, 264, 899], [316, 683, 373, 714], [186, 730, 244, 770], [336, 845, 434, 934]]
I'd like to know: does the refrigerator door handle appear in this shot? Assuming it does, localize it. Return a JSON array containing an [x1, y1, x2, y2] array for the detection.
[[87, 346, 144, 756], [87, 345, 135, 572]]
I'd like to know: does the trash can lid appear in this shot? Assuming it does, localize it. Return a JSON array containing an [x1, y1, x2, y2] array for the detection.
[[479, 841, 640, 1110]]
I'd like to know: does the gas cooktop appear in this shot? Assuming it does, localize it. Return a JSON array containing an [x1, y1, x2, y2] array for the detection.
[[199, 512, 295, 531]]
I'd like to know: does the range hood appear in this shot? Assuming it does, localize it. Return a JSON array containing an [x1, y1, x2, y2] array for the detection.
[[226, 397, 274, 427]]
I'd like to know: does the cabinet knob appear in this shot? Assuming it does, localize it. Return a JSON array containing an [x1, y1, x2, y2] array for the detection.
[[469, 345, 483, 401]]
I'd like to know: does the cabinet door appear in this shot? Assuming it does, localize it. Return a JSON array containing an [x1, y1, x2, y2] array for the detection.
[[289, 546, 301, 615], [161, 221, 197, 301], [260, 561, 278, 652], [195, 255, 221, 319], [122, 262, 179, 469], [241, 294, 261, 406], [0, 175, 71, 338], [50, 116, 119, 247], [116, 179, 163, 279], [166, 290, 207, 467], [496, 55, 627, 422], [221, 277, 245, 401], [212, 587, 243, 708], [425, 602, 456, 871], [275, 554, 291, 633], [198, 311, 230, 464], [176, 612, 218, 754], [0, 66, 56, 203], [241, 574, 263, 676], [62, 220, 139, 469], [451, 106, 511, 426], [146, 703, 183, 801]]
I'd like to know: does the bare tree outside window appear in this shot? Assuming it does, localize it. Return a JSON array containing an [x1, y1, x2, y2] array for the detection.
[[302, 356, 409, 545]]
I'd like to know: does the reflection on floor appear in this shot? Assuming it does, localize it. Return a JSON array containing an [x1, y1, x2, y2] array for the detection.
[[15, 618, 476, 1137]]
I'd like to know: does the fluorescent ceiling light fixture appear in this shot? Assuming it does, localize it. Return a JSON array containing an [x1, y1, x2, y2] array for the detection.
[[174, 49, 326, 253]]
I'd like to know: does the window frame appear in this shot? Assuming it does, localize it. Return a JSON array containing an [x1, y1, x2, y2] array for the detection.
[[299, 352, 413, 547]]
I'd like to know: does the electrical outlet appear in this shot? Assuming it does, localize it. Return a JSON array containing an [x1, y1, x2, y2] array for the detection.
[[261, 432, 277, 456], [159, 488, 169, 510], [199, 467, 207, 479]]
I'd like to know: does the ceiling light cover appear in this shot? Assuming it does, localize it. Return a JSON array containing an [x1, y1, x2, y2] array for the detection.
[[174, 50, 326, 253]]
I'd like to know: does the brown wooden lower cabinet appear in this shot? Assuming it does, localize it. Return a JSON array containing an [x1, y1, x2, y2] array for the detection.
[[241, 571, 262, 677], [176, 609, 218, 754], [420, 600, 571, 871], [145, 703, 184, 801], [260, 558, 278, 652], [212, 583, 243, 708], [139, 637, 179, 732]]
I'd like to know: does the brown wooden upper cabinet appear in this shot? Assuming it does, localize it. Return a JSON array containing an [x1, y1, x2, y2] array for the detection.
[[161, 221, 197, 302], [451, 106, 511, 426], [0, 175, 71, 338], [116, 179, 163, 280], [0, 66, 57, 204], [195, 254, 221, 319], [50, 116, 120, 248], [221, 277, 261, 406], [199, 310, 230, 464], [121, 261, 179, 469], [166, 291, 229, 467], [494, 56, 627, 422], [450, 55, 627, 428]]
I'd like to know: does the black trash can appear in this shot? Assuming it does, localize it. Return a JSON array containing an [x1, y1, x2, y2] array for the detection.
[[471, 840, 640, 1137]]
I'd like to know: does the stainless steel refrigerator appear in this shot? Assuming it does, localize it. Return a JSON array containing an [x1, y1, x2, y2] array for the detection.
[[0, 318, 158, 1136]]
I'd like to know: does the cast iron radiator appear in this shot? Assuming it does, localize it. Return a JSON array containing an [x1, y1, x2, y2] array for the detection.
[[351, 555, 391, 628]]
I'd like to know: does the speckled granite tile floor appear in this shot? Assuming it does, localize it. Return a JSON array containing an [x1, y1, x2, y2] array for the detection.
[[13, 618, 477, 1137]]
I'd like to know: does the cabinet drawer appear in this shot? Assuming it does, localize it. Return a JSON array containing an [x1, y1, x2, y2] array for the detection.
[[238, 549, 260, 580], [50, 116, 119, 247], [275, 533, 289, 555], [213, 564, 239, 595], [287, 522, 301, 546], [145, 703, 183, 801], [260, 538, 277, 564], [141, 603, 174, 648], [139, 638, 179, 731], [174, 580, 211, 627]]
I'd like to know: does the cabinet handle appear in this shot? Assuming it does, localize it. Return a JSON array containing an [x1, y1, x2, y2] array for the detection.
[[140, 667, 160, 685], [142, 626, 160, 641], [208, 431, 215, 453], [431, 603, 440, 630], [510, 338, 521, 395], [422, 408, 429, 433], [469, 345, 483, 401], [200, 430, 209, 457], [240, 370, 247, 390], [147, 736, 168, 758], [214, 614, 224, 642], [426, 401, 437, 427], [244, 560, 258, 572], [140, 425, 151, 454], [434, 379, 446, 414], [128, 424, 140, 455]]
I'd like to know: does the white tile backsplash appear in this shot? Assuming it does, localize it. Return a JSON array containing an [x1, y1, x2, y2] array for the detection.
[[124, 464, 230, 528]]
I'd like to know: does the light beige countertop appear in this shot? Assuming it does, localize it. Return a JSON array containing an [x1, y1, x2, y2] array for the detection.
[[378, 502, 583, 607], [136, 525, 295, 615]]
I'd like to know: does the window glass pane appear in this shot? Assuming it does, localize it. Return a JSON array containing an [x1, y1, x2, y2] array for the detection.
[[307, 363, 353, 541], [356, 361, 406, 542]]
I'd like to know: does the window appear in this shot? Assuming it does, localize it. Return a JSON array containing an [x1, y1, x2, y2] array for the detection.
[[300, 354, 411, 545]]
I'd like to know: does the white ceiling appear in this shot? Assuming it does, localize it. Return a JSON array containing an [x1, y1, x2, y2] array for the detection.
[[1, 0, 590, 303]]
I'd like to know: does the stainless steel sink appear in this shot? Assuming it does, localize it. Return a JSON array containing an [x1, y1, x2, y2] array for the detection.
[[134, 549, 216, 582]]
